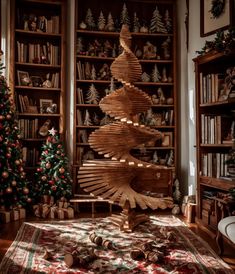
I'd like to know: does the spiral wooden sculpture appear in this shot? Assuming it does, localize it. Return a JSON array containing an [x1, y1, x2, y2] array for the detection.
[[78, 25, 173, 232]]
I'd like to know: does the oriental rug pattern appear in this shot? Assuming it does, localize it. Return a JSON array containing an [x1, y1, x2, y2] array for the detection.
[[0, 215, 233, 273]]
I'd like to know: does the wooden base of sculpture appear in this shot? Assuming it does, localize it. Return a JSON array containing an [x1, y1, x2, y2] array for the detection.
[[109, 203, 149, 232]]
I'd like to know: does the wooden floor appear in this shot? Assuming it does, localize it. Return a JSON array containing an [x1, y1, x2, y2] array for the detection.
[[0, 210, 235, 270]]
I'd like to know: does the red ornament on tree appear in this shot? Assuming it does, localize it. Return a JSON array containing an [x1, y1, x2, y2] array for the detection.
[[59, 167, 65, 174], [2, 171, 9, 178], [46, 162, 51, 169], [51, 185, 57, 191], [23, 187, 29, 194], [6, 187, 12, 194]]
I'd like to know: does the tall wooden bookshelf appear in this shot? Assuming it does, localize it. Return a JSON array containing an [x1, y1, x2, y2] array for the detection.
[[194, 50, 235, 235], [73, 0, 178, 195], [9, 0, 66, 178]]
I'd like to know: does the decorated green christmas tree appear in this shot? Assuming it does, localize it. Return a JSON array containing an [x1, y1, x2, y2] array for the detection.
[[35, 127, 72, 201], [0, 52, 32, 209]]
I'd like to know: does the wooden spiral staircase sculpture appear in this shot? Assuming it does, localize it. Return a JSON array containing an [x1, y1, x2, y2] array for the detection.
[[78, 25, 173, 232]]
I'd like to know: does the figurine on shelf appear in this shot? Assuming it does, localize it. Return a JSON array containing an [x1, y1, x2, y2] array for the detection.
[[133, 12, 141, 33], [141, 72, 151, 82], [135, 47, 142, 59], [140, 24, 148, 33], [86, 84, 99, 104], [85, 8, 96, 30], [161, 36, 171, 59], [143, 41, 157, 60], [151, 64, 161, 82], [161, 67, 168, 83], [120, 3, 130, 27], [152, 94, 159, 104], [164, 9, 172, 33], [46, 104, 57, 114], [28, 14, 37, 31], [157, 87, 166, 104], [105, 12, 115, 32], [42, 74, 52, 88], [98, 11, 106, 31], [76, 37, 84, 55], [150, 5, 167, 33], [166, 150, 174, 166], [98, 63, 111, 80], [79, 21, 87, 30]]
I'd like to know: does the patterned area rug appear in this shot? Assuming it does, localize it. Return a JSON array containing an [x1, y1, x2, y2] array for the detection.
[[0, 215, 233, 273]]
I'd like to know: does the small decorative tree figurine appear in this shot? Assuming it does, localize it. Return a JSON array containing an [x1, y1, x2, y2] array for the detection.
[[151, 64, 161, 82], [85, 8, 96, 30], [164, 9, 172, 33], [133, 12, 140, 32], [120, 3, 130, 27], [86, 83, 100, 104], [35, 128, 72, 201], [150, 5, 167, 33], [0, 52, 32, 209], [98, 11, 106, 31], [106, 12, 115, 32]]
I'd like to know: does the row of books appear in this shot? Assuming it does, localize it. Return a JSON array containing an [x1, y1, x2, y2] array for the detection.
[[201, 153, 229, 178], [18, 119, 39, 139], [18, 94, 37, 113], [22, 147, 40, 167], [200, 114, 232, 144], [199, 72, 224, 104], [16, 41, 60, 65], [77, 88, 84, 104], [20, 15, 60, 34]]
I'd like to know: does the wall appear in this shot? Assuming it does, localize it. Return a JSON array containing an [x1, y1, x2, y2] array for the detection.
[[177, 0, 215, 196]]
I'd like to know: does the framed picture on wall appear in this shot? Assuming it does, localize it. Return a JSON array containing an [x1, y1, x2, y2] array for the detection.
[[200, 0, 234, 37]]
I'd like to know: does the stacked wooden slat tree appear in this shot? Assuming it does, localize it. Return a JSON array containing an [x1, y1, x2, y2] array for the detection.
[[78, 25, 173, 232]]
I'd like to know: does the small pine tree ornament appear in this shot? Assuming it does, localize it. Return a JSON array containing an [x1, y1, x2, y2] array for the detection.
[[85, 8, 96, 30], [120, 3, 130, 27], [164, 9, 172, 33], [98, 11, 106, 31], [86, 84, 99, 104], [133, 12, 140, 33], [35, 128, 72, 201], [105, 12, 115, 32], [150, 5, 167, 33], [0, 52, 33, 209], [151, 64, 161, 82]]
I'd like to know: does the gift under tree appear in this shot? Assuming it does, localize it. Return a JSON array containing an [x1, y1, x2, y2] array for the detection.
[[35, 127, 72, 203], [0, 52, 32, 210]]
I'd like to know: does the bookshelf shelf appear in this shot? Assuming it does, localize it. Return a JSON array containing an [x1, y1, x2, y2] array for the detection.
[[15, 29, 62, 38], [15, 62, 61, 69], [73, 0, 178, 195], [18, 113, 61, 117], [194, 50, 235, 235]]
